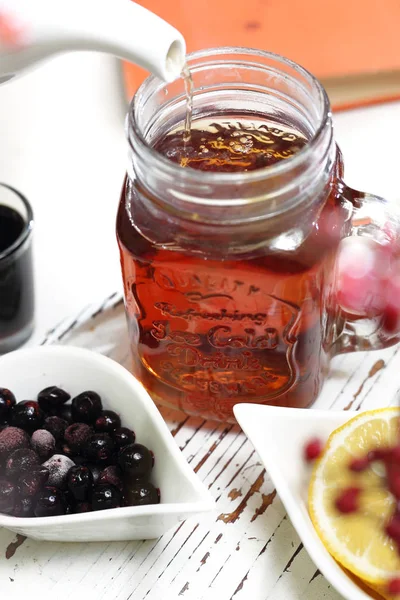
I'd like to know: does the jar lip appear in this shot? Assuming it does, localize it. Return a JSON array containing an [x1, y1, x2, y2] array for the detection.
[[129, 46, 331, 189]]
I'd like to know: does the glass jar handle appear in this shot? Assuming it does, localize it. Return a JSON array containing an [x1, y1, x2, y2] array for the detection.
[[330, 181, 400, 356]]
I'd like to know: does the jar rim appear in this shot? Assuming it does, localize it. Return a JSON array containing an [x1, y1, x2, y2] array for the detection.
[[129, 46, 331, 192], [0, 183, 33, 262]]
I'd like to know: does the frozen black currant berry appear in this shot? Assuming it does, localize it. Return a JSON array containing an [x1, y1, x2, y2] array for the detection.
[[66, 465, 93, 502], [91, 484, 121, 511], [34, 486, 67, 517], [71, 392, 102, 424], [42, 454, 75, 488], [6, 448, 40, 479], [118, 443, 153, 479], [85, 433, 115, 464], [0, 477, 16, 513], [124, 481, 160, 506], [13, 496, 34, 518], [113, 427, 135, 450], [31, 429, 56, 460], [64, 423, 92, 453], [98, 465, 123, 492], [0, 388, 16, 420], [94, 410, 121, 433], [37, 386, 70, 412], [11, 401, 44, 432], [0, 426, 30, 458], [43, 416, 69, 441], [19, 466, 49, 497], [57, 404, 73, 424]]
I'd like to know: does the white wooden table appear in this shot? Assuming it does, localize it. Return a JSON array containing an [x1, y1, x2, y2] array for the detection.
[[0, 53, 399, 600]]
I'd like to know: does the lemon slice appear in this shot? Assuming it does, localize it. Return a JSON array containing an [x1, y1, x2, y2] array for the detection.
[[309, 407, 400, 585]]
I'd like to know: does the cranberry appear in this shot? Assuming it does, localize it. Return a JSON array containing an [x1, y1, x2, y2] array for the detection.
[[387, 464, 400, 499], [386, 515, 400, 543], [304, 438, 323, 462], [19, 466, 49, 497], [0, 426, 30, 458], [13, 496, 34, 518], [73, 502, 92, 513], [387, 578, 400, 596], [66, 466, 93, 502], [124, 481, 160, 507], [349, 457, 370, 472], [42, 454, 75, 488], [85, 433, 115, 464], [0, 388, 16, 420], [335, 487, 362, 514], [37, 386, 70, 412], [0, 477, 16, 513], [113, 427, 135, 450], [118, 443, 153, 479], [94, 410, 121, 433], [71, 391, 102, 424], [98, 465, 123, 492], [34, 486, 67, 517], [43, 416, 68, 441], [31, 429, 56, 460], [5, 448, 40, 479], [57, 404, 73, 424], [390, 446, 400, 465], [368, 448, 392, 462], [64, 423, 92, 453], [92, 484, 121, 511], [11, 400, 44, 432]]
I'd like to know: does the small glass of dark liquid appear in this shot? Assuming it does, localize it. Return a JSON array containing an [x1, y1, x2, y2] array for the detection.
[[0, 183, 34, 354]]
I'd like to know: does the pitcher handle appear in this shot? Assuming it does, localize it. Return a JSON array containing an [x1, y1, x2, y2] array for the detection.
[[330, 181, 400, 355]]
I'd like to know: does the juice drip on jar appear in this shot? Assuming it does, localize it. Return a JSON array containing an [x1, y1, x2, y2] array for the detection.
[[153, 115, 308, 172], [181, 63, 194, 145]]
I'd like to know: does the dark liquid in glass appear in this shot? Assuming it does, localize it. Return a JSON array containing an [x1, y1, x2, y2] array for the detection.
[[117, 116, 346, 422], [0, 204, 34, 346]]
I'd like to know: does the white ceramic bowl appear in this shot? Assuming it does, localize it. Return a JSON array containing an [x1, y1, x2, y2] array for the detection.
[[0, 346, 215, 542], [234, 404, 380, 600]]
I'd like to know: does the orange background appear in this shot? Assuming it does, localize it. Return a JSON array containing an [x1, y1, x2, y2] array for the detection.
[[123, 0, 400, 98]]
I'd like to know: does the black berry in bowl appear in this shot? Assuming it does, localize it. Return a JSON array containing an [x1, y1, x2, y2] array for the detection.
[[86, 463, 101, 484], [13, 496, 34, 518], [11, 400, 44, 432], [98, 465, 123, 492], [118, 443, 153, 479], [31, 429, 56, 460], [0, 388, 16, 420], [57, 404, 73, 424], [124, 481, 160, 507], [43, 416, 69, 441], [113, 427, 135, 450], [64, 422, 92, 453], [19, 466, 49, 497], [66, 465, 93, 502], [85, 433, 115, 464], [0, 426, 30, 458], [0, 477, 16, 513], [92, 484, 122, 511], [95, 410, 121, 433], [34, 486, 67, 517], [71, 391, 102, 424], [6, 448, 40, 479], [42, 454, 75, 488], [37, 386, 70, 412]]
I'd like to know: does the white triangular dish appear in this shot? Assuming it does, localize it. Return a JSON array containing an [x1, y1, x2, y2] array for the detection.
[[234, 403, 378, 600], [0, 346, 215, 542]]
